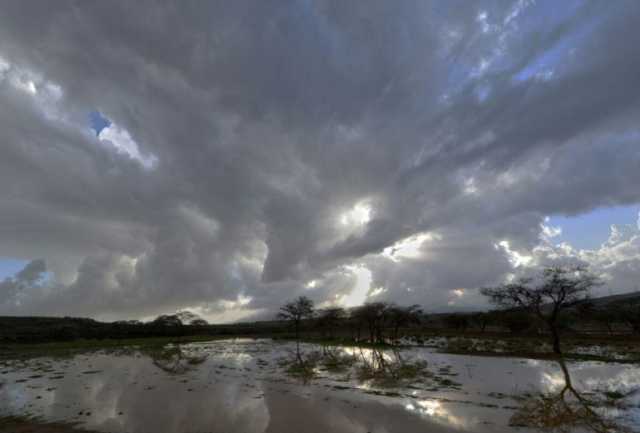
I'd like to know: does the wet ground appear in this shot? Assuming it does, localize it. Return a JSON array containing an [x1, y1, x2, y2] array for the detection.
[[1, 338, 639, 433]]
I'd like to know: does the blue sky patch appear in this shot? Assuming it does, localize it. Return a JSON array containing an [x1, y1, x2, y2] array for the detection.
[[0, 258, 28, 281], [548, 205, 639, 250], [89, 111, 111, 136]]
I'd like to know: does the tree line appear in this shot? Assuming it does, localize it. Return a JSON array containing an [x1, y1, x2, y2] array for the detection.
[[278, 265, 640, 355], [2, 265, 638, 349], [278, 297, 423, 345]]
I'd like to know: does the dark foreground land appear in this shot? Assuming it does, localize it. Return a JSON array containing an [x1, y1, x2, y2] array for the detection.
[[0, 416, 97, 433], [2, 311, 640, 363]]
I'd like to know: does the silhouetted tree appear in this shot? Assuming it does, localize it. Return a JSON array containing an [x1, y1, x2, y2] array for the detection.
[[444, 314, 470, 332], [387, 304, 423, 342], [576, 302, 619, 335], [152, 314, 183, 327], [316, 307, 346, 339], [278, 296, 315, 359], [482, 266, 600, 354], [353, 302, 389, 343], [497, 310, 534, 333], [471, 312, 494, 333], [618, 302, 640, 334]]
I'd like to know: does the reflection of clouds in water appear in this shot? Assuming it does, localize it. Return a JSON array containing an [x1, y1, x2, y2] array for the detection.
[[540, 370, 567, 393], [2, 353, 271, 433], [405, 399, 469, 429], [339, 346, 409, 364], [537, 360, 640, 396], [3, 342, 640, 433], [584, 366, 640, 426], [406, 399, 440, 415], [583, 367, 640, 394], [53, 356, 161, 428], [2, 384, 29, 413], [81, 357, 269, 433], [210, 350, 253, 364]]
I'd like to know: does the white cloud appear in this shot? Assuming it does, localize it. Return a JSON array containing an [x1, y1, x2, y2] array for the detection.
[[382, 232, 436, 263], [540, 219, 562, 241], [98, 123, 158, 169], [496, 240, 533, 268], [339, 201, 371, 227], [1, 2, 640, 319]]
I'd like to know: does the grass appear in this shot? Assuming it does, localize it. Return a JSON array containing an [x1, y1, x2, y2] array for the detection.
[[0, 335, 231, 361], [2, 330, 639, 364]]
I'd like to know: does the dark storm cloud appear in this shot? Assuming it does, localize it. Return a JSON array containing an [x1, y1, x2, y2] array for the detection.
[[0, 0, 639, 320]]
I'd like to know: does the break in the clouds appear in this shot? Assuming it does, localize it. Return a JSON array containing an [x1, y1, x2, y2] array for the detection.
[[0, 1, 639, 321]]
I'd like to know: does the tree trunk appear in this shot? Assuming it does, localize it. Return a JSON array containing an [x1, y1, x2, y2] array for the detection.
[[550, 324, 562, 354], [295, 321, 301, 361], [605, 321, 613, 335]]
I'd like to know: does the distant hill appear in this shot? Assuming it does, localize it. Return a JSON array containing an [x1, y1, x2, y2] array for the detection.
[[572, 291, 640, 310], [587, 291, 640, 306]]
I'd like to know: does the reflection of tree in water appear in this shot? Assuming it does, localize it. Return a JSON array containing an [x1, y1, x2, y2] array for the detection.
[[280, 345, 431, 387], [280, 344, 357, 384], [279, 345, 436, 387], [510, 358, 632, 433], [355, 347, 428, 388], [147, 345, 208, 374], [279, 350, 321, 384], [319, 344, 356, 373]]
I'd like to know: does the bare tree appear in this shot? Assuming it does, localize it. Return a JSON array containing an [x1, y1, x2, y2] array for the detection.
[[444, 314, 470, 332], [278, 296, 315, 359], [619, 302, 640, 334], [387, 304, 423, 342], [481, 266, 601, 354], [353, 302, 389, 344], [471, 312, 494, 333], [316, 307, 346, 339], [577, 301, 619, 335]]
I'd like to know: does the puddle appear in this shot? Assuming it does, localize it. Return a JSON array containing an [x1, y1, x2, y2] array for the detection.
[[0, 339, 638, 432]]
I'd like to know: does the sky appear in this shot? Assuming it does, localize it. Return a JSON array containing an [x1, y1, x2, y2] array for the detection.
[[1, 0, 640, 322]]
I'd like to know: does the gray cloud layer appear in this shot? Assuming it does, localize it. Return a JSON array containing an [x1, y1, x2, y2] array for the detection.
[[0, 1, 639, 321]]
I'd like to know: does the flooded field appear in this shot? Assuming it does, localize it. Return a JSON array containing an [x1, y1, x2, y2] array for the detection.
[[1, 338, 639, 433]]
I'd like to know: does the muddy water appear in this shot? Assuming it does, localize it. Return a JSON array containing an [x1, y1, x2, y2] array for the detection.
[[1, 339, 638, 433]]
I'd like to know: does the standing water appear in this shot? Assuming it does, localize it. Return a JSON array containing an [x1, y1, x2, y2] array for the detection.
[[1, 339, 638, 433]]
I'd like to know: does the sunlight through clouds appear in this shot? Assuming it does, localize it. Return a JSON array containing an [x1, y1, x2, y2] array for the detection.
[[339, 201, 371, 227], [341, 265, 372, 307], [0, 1, 639, 318], [382, 233, 436, 263]]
